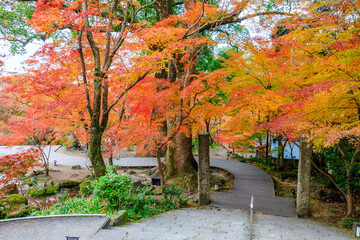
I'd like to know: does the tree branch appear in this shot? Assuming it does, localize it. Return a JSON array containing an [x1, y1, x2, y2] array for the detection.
[[101, 71, 150, 128], [78, 30, 93, 118], [183, 11, 293, 38], [310, 158, 346, 199]]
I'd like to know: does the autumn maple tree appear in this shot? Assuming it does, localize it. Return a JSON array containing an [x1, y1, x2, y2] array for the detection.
[[211, 0, 360, 216], [2, 0, 294, 182], [0, 148, 40, 192], [283, 0, 360, 217], [142, 0, 294, 181], [3, 0, 159, 178]]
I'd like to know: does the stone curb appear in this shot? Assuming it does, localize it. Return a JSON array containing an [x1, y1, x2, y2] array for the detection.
[[0, 214, 108, 223], [109, 210, 128, 227]]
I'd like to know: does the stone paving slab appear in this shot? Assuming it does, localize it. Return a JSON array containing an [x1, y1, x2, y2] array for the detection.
[[253, 213, 352, 240], [0, 216, 109, 240]]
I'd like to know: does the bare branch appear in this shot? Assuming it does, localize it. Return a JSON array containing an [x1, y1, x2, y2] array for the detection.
[[181, 0, 206, 39], [103, 71, 150, 121], [183, 11, 293, 39], [78, 30, 93, 118], [310, 158, 346, 199], [135, 0, 157, 15]]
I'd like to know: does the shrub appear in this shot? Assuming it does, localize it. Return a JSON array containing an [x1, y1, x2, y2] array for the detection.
[[7, 194, 28, 205], [0, 206, 7, 219], [79, 180, 92, 196], [162, 185, 188, 207], [32, 167, 188, 222], [219, 178, 226, 185], [91, 171, 133, 207], [339, 217, 360, 229]]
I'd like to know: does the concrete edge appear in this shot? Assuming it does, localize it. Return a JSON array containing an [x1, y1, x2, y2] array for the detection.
[[0, 214, 107, 223], [91, 216, 112, 238]]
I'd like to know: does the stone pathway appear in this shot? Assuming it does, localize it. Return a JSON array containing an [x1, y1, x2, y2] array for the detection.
[[0, 215, 109, 240], [209, 158, 297, 217], [0, 146, 354, 239], [92, 208, 352, 240]]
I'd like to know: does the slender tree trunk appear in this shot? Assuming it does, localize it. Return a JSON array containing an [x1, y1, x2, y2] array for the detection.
[[346, 185, 354, 217], [265, 131, 270, 160], [109, 155, 113, 166], [156, 151, 165, 186], [297, 139, 312, 218], [279, 139, 288, 169], [89, 127, 106, 178], [257, 137, 264, 158], [344, 139, 360, 217]]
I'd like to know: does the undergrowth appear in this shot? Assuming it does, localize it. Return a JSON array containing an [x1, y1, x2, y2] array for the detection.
[[31, 167, 188, 221]]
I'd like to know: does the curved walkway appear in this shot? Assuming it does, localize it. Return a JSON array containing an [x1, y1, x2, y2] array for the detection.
[[210, 158, 296, 217], [110, 156, 297, 217], [0, 146, 295, 216]]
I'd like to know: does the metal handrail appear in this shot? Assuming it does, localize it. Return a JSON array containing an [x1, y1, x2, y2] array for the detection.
[[250, 195, 254, 240]]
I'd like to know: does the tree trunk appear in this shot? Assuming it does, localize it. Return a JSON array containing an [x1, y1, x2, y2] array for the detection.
[[346, 185, 354, 217], [109, 155, 113, 166], [44, 164, 49, 176], [156, 151, 166, 186], [166, 143, 175, 177], [89, 128, 106, 178], [297, 139, 312, 218], [155, 0, 199, 177], [173, 132, 197, 175], [155, 0, 172, 21], [170, 0, 200, 176], [344, 139, 360, 217], [279, 139, 288, 169], [265, 131, 270, 160]]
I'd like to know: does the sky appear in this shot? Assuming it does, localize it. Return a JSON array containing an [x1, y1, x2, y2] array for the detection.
[[2, 41, 43, 75], [2, 19, 271, 76], [1, 0, 287, 76]]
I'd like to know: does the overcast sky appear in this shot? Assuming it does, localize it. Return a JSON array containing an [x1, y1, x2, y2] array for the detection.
[[1, 13, 274, 75], [2, 41, 44, 75]]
